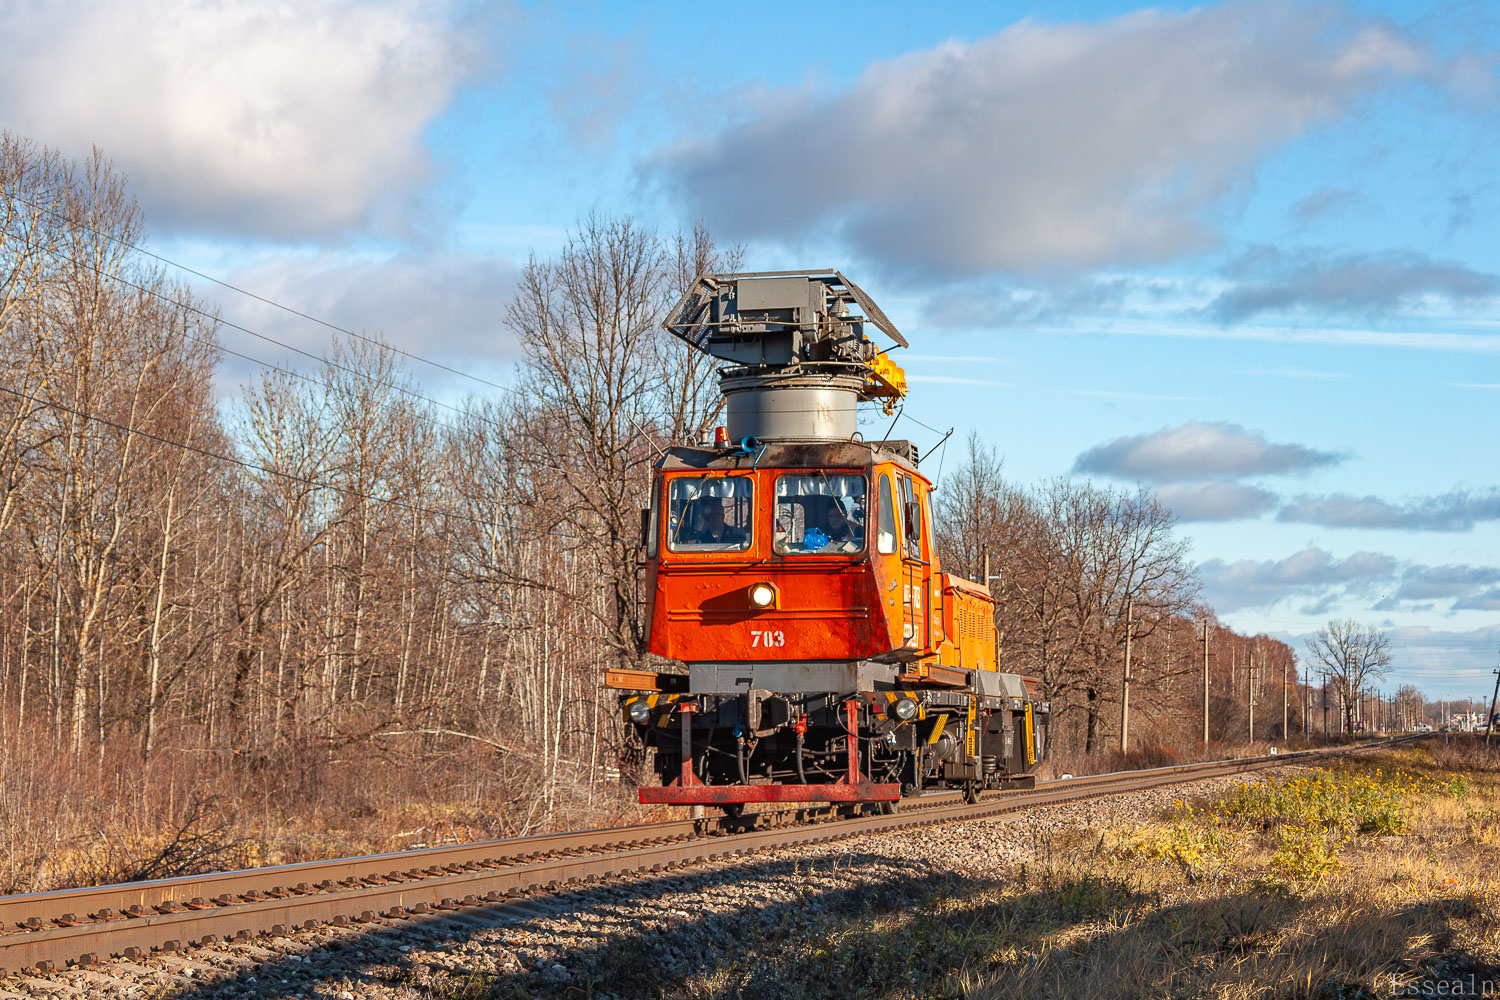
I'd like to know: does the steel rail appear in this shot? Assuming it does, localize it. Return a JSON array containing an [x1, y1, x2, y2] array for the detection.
[[0, 734, 1424, 974], [0, 796, 957, 942], [0, 816, 712, 935]]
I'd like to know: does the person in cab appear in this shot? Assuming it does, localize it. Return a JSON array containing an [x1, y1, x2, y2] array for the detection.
[[823, 499, 855, 543], [689, 502, 746, 546], [803, 498, 861, 553]]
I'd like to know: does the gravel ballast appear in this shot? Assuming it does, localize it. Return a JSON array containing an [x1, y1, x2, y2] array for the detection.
[[1, 766, 1313, 999]]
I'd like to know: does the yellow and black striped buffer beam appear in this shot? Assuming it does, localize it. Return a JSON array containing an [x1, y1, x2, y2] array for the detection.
[[1024, 703, 1035, 766]]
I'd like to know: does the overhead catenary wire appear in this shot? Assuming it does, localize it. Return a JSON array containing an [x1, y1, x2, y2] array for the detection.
[[904, 413, 946, 436], [20, 236, 482, 435], [177, 317, 466, 436], [8, 222, 910, 443], [0, 380, 590, 539], [8, 203, 959, 453], [11, 190, 1041, 532], [7, 191, 515, 395], [5, 228, 938, 531], [872, 406, 957, 465]]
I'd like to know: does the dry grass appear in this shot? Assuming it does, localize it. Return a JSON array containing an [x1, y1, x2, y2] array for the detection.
[[662, 738, 1500, 1000], [1038, 735, 1354, 781], [0, 727, 644, 895], [953, 746, 1498, 998]]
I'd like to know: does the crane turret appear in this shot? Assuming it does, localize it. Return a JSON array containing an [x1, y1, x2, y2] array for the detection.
[[662, 269, 908, 442]]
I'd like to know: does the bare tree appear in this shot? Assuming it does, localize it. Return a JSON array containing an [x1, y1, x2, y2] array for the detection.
[[504, 215, 670, 662], [0, 133, 1366, 867], [1393, 684, 1424, 731], [1305, 619, 1391, 735], [504, 215, 739, 662], [935, 447, 1202, 756]]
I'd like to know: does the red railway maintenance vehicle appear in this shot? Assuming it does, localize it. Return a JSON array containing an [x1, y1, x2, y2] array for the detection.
[[610, 270, 1048, 812]]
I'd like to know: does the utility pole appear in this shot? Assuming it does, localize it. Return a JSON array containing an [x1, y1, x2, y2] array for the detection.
[[983, 549, 998, 670], [1198, 620, 1211, 744], [1282, 655, 1289, 741], [1349, 649, 1357, 736], [980, 548, 1007, 672], [1120, 596, 1139, 753], [1487, 662, 1500, 746], [1248, 647, 1256, 744], [1302, 662, 1310, 741], [1322, 678, 1329, 742]]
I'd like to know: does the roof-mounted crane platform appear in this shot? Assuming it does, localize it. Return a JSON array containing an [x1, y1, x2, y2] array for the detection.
[[663, 270, 909, 426]]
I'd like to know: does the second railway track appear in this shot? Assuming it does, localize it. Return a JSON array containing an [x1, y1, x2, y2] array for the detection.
[[0, 735, 1424, 977]]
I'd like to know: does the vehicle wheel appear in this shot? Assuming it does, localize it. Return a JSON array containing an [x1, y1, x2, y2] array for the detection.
[[963, 781, 980, 804]]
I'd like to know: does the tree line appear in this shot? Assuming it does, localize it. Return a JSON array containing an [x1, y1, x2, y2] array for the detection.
[[0, 135, 1391, 839], [0, 135, 741, 829], [931, 434, 1324, 756]]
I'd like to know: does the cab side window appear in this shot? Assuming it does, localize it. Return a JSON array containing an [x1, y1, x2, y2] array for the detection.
[[877, 474, 897, 555], [646, 486, 660, 558], [900, 474, 922, 560], [921, 487, 935, 556]]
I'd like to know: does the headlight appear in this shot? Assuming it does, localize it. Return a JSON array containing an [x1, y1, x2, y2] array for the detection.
[[749, 583, 775, 607], [892, 697, 918, 721], [627, 699, 652, 724]]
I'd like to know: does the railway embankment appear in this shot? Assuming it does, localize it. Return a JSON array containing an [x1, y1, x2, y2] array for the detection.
[[7, 739, 1491, 998]]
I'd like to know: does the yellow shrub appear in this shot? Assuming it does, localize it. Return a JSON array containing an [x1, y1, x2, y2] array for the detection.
[[1268, 824, 1342, 885]]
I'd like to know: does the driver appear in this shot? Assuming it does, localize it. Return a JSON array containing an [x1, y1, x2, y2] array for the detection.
[[690, 502, 745, 545], [807, 498, 860, 551], [822, 500, 855, 542]]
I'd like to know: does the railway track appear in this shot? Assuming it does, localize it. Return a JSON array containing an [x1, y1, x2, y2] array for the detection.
[[0, 735, 1423, 977]]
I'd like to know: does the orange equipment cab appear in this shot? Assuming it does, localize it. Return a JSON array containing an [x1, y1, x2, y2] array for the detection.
[[609, 269, 1048, 810], [644, 439, 998, 675]]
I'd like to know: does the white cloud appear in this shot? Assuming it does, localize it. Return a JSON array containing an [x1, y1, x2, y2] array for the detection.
[[1156, 481, 1278, 521], [1210, 247, 1500, 322], [1395, 565, 1500, 600], [1200, 546, 1398, 611], [1278, 488, 1500, 532], [1203, 549, 1500, 617], [0, 0, 492, 239], [1454, 589, 1500, 611], [1074, 421, 1343, 482], [1290, 186, 1361, 224], [211, 250, 523, 384], [650, 1, 1438, 276]]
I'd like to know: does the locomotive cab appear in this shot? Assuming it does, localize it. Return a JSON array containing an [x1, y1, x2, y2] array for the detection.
[[610, 270, 1049, 808], [643, 441, 986, 671]]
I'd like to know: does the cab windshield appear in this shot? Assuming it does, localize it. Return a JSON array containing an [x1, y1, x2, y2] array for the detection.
[[667, 477, 753, 551], [774, 474, 866, 554]]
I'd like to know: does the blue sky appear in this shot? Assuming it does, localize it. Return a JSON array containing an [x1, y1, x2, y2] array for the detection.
[[2, 0, 1497, 698]]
